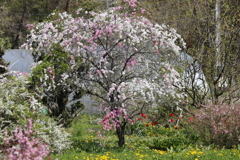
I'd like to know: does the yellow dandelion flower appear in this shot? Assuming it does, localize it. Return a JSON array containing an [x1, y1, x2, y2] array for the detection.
[[190, 151, 197, 155], [232, 149, 237, 153], [153, 149, 166, 155], [99, 155, 110, 160], [135, 153, 140, 156]]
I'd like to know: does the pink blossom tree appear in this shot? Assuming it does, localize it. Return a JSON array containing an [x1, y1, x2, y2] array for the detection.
[[22, 0, 185, 147]]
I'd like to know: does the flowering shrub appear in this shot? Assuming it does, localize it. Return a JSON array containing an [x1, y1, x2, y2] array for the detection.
[[189, 103, 240, 148], [0, 119, 50, 160], [33, 118, 72, 153], [0, 73, 45, 133], [0, 70, 71, 153]]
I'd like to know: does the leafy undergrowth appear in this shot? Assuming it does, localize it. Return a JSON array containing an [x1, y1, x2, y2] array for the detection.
[[52, 114, 240, 160]]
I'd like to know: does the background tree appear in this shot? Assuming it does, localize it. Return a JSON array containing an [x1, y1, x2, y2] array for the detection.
[[0, 0, 99, 50], [138, 0, 240, 106]]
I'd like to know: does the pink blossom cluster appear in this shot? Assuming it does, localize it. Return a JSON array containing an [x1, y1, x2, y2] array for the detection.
[[47, 67, 55, 81], [124, 0, 138, 7], [126, 58, 138, 69], [26, 24, 35, 30], [0, 119, 51, 160], [100, 107, 133, 131]]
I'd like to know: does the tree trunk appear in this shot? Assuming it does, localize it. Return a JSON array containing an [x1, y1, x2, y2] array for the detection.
[[116, 124, 125, 147], [12, 1, 27, 49], [109, 93, 126, 147], [65, 0, 70, 12]]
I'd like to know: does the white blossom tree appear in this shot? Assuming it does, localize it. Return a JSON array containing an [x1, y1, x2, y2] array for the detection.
[[22, 0, 185, 147]]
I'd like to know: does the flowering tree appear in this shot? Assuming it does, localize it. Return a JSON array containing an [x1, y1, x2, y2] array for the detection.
[[22, 0, 185, 147]]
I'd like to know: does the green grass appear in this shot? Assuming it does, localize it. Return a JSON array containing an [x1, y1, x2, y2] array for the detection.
[[52, 114, 240, 160], [53, 147, 240, 160]]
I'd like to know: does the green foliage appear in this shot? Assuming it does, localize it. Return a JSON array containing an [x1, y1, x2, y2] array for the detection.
[[30, 61, 53, 84], [148, 127, 199, 152], [70, 116, 88, 141], [0, 31, 11, 53], [150, 135, 194, 152], [31, 43, 70, 73], [80, 1, 100, 12], [125, 121, 149, 136]]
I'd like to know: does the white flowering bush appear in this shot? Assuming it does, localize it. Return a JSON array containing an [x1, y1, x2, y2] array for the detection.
[[33, 118, 72, 153], [0, 69, 71, 153]]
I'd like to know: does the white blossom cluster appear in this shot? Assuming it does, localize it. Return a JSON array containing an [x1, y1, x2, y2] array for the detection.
[[34, 118, 72, 153]]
